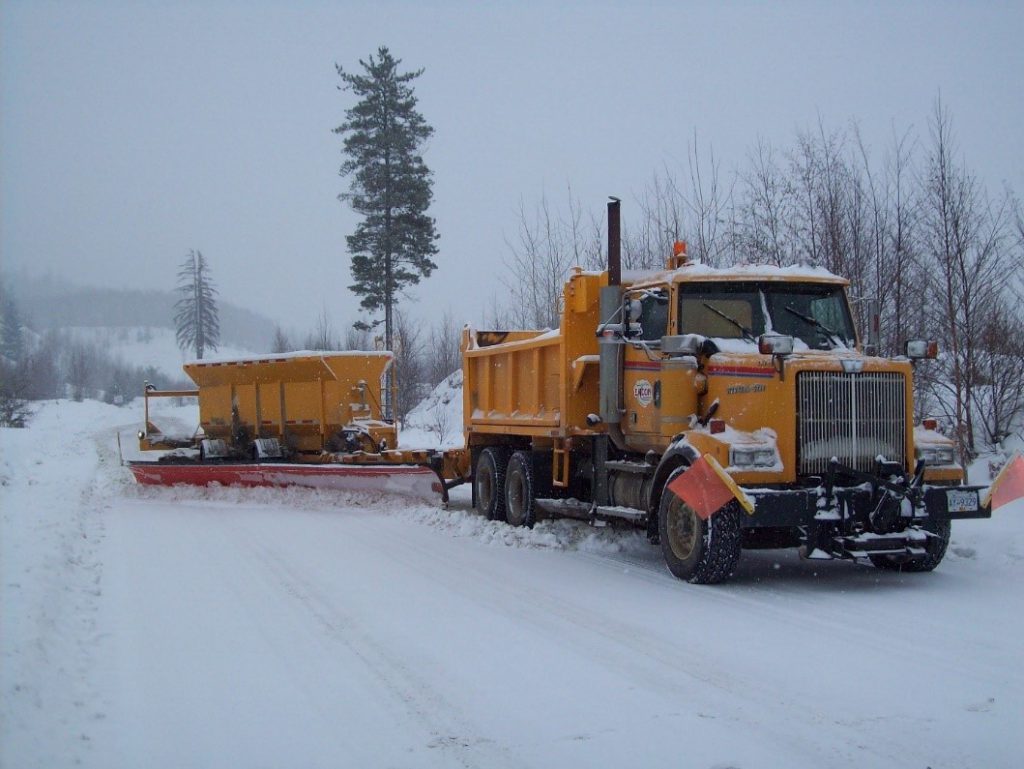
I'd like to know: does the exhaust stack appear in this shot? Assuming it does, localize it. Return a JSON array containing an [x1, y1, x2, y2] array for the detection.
[[599, 197, 625, 441], [607, 197, 621, 286]]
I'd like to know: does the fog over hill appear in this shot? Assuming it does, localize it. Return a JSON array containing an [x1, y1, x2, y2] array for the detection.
[[5, 271, 276, 351]]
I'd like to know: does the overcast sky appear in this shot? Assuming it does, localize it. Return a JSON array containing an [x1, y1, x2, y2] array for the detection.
[[2, 1, 1022, 341]]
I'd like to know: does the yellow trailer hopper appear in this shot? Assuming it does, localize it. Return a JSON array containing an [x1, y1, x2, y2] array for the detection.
[[183, 351, 396, 455]]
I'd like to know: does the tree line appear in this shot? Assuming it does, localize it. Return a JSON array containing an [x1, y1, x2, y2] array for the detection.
[[0, 282, 188, 426]]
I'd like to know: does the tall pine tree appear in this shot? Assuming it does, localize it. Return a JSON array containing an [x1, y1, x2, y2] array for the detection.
[[174, 249, 220, 359], [334, 47, 439, 355]]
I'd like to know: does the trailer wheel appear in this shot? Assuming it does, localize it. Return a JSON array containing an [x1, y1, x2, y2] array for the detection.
[[658, 466, 742, 584], [475, 447, 510, 521], [870, 519, 951, 572], [504, 451, 537, 528]]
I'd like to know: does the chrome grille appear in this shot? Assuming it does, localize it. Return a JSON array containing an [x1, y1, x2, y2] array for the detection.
[[797, 371, 906, 475]]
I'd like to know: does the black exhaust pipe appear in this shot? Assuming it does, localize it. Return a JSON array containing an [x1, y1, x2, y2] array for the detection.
[[599, 196, 626, 450], [607, 197, 621, 287]]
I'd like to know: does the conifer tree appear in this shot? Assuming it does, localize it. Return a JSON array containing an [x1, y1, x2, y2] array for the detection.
[[174, 249, 220, 359], [0, 284, 25, 363], [333, 46, 439, 354]]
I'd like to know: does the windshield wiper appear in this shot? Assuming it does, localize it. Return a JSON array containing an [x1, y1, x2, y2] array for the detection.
[[702, 302, 755, 342], [783, 306, 843, 348]]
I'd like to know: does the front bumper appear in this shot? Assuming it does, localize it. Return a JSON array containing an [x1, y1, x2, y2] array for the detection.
[[745, 484, 991, 528]]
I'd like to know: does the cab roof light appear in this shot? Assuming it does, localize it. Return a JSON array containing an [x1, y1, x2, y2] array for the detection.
[[905, 340, 939, 359]]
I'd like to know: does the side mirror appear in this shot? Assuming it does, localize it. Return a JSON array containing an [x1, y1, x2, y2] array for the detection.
[[661, 334, 703, 357], [758, 334, 794, 356]]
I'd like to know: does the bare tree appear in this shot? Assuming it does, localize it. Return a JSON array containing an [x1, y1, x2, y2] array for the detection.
[[429, 398, 453, 445], [684, 133, 733, 267], [65, 341, 95, 401], [738, 139, 795, 267], [392, 310, 424, 424], [920, 99, 1016, 461], [304, 309, 338, 350], [270, 325, 294, 354], [426, 310, 461, 387], [343, 324, 371, 351], [972, 300, 1024, 450], [501, 192, 578, 329]]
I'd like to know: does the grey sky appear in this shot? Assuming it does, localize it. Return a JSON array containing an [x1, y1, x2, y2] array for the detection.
[[2, 1, 1022, 340]]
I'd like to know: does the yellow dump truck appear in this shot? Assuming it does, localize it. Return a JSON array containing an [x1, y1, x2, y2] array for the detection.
[[462, 200, 990, 583]]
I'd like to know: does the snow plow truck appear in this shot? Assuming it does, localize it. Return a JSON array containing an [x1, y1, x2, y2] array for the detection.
[[134, 200, 992, 583]]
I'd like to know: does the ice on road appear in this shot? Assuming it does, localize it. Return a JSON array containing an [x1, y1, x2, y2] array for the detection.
[[2, 401, 1022, 768]]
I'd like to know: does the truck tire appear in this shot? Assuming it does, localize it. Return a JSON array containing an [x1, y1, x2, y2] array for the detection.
[[475, 447, 509, 521], [870, 519, 951, 572], [504, 451, 537, 528], [658, 466, 742, 584]]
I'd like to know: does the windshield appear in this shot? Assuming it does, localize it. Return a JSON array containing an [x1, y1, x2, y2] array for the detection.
[[677, 282, 856, 350]]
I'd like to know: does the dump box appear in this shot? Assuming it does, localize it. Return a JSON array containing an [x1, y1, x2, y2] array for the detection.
[[462, 270, 605, 442]]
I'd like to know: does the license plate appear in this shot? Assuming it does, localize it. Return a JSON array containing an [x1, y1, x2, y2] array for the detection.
[[947, 489, 978, 513]]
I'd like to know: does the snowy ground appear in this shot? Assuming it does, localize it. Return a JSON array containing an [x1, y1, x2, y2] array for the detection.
[[2, 400, 1023, 769]]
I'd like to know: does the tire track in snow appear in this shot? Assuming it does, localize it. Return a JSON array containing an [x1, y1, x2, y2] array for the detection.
[[576, 543, 1019, 692], [320, 512, 902, 769], [220, 515, 531, 769]]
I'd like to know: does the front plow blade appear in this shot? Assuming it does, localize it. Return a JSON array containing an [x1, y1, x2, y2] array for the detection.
[[129, 461, 444, 504]]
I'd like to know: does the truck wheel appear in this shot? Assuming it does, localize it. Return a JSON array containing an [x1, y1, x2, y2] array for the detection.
[[475, 447, 509, 521], [504, 451, 537, 528], [870, 519, 951, 572], [658, 466, 742, 584]]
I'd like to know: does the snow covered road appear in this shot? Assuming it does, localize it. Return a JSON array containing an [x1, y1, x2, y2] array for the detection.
[[3, 401, 1023, 768]]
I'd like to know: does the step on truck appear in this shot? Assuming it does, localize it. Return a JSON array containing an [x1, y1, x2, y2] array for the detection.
[[463, 200, 991, 583]]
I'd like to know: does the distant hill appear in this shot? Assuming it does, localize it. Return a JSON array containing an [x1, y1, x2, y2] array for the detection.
[[62, 326, 256, 381], [6, 272, 277, 351]]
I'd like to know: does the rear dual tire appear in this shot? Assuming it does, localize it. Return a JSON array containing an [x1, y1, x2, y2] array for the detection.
[[473, 448, 538, 528], [504, 451, 537, 528], [475, 447, 509, 521]]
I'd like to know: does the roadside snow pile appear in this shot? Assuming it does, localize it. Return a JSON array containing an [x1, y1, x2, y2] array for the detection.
[[400, 369, 463, 449], [0, 399, 134, 767], [405, 489, 653, 557]]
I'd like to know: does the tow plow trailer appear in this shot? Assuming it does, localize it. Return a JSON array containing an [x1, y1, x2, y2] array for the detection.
[[130, 351, 469, 504]]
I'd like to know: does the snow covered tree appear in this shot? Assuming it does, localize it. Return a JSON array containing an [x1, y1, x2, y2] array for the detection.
[[333, 46, 439, 354], [1, 285, 25, 363], [0, 361, 32, 427], [174, 249, 220, 360]]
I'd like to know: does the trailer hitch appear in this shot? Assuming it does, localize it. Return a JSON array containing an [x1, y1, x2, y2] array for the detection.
[[826, 458, 927, 534]]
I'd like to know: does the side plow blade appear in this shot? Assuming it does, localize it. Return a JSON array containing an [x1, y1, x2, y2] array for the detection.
[[129, 461, 445, 504]]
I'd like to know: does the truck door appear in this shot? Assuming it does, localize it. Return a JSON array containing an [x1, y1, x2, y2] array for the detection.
[[622, 287, 669, 435]]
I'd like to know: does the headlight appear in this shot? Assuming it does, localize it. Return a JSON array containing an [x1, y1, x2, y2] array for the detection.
[[917, 446, 956, 465], [730, 447, 777, 469]]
